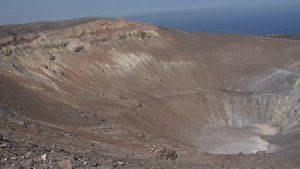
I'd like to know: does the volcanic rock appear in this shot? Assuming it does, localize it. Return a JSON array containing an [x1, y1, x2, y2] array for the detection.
[[55, 160, 72, 169], [256, 151, 266, 157], [41, 153, 47, 160], [155, 147, 177, 160], [238, 152, 244, 156], [48, 54, 56, 60]]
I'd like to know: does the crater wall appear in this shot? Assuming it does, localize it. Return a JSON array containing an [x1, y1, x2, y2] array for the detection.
[[1, 18, 300, 155]]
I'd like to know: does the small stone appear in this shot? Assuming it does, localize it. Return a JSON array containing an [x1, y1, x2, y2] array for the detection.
[[0, 143, 7, 148], [165, 150, 177, 160], [10, 157, 17, 160], [41, 154, 47, 160], [155, 147, 177, 160], [74, 154, 82, 160], [93, 162, 100, 167], [48, 55, 56, 60], [238, 152, 244, 155], [114, 161, 124, 167], [256, 151, 266, 157], [55, 160, 72, 169]]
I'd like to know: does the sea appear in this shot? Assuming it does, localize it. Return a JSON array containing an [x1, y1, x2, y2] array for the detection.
[[123, 6, 300, 35]]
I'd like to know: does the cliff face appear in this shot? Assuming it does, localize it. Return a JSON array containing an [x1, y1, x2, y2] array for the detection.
[[1, 17, 300, 161]]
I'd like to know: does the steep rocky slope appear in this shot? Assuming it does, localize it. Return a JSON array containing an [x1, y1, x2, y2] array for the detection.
[[1, 17, 300, 168]]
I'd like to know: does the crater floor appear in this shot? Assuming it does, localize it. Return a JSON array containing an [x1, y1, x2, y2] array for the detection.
[[196, 124, 278, 154]]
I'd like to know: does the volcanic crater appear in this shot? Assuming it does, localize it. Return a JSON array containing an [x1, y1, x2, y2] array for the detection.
[[0, 17, 300, 168]]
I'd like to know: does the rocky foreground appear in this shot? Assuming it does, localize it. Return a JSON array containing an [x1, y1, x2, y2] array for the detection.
[[0, 106, 228, 169], [2, 106, 299, 169]]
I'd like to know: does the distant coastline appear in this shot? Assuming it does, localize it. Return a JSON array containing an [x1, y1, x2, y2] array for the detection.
[[124, 7, 300, 35], [265, 33, 300, 41]]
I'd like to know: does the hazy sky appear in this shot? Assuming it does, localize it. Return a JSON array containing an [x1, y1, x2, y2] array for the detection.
[[0, 0, 299, 25]]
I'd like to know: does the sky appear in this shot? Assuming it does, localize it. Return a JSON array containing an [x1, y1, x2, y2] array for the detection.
[[0, 0, 300, 35], [0, 0, 299, 25]]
